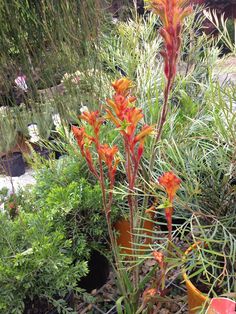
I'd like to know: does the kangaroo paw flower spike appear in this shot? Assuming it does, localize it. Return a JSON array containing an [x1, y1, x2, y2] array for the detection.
[[153, 250, 164, 268], [147, 0, 192, 86], [106, 78, 154, 169], [158, 171, 181, 202], [143, 287, 158, 303], [158, 171, 181, 235]]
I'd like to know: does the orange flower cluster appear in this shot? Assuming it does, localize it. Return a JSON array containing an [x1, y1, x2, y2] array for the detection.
[[72, 78, 153, 212], [79, 110, 103, 136], [159, 171, 181, 202], [148, 0, 192, 85], [158, 171, 181, 235], [142, 287, 158, 303], [153, 250, 164, 268], [72, 126, 98, 177], [106, 78, 153, 168], [72, 110, 119, 185], [98, 144, 120, 186]]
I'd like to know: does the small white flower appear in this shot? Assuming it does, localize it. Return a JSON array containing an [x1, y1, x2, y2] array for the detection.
[[75, 70, 82, 76], [0, 203, 5, 213], [63, 73, 70, 80], [52, 113, 62, 127], [71, 76, 80, 85], [15, 75, 27, 91], [112, 18, 118, 25], [80, 105, 89, 114], [28, 124, 40, 143]]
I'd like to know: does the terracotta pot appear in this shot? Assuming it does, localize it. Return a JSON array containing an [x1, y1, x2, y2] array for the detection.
[[114, 215, 154, 254], [183, 242, 209, 314], [114, 219, 131, 254]]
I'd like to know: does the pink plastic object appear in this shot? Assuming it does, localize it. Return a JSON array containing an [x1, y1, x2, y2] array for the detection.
[[206, 298, 236, 314]]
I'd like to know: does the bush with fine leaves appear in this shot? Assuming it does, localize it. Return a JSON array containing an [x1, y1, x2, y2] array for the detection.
[[0, 208, 88, 314]]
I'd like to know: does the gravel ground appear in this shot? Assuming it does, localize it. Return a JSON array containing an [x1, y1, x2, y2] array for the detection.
[[0, 168, 35, 194], [76, 262, 188, 314]]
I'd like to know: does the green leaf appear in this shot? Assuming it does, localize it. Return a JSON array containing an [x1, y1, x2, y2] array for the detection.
[[116, 296, 125, 314], [138, 264, 158, 291]]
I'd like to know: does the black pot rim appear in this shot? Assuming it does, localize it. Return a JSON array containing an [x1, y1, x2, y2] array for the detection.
[[1, 152, 23, 160]]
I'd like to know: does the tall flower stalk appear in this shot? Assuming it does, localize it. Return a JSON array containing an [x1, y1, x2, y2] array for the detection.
[[137, 171, 181, 310], [106, 79, 153, 251], [106, 79, 154, 287], [157, 172, 181, 290], [72, 1, 192, 309], [146, 0, 192, 166], [141, 0, 192, 249], [72, 78, 183, 311]]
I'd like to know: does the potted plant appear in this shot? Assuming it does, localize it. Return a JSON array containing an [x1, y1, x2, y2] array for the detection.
[[114, 209, 155, 254], [26, 105, 55, 159], [17, 152, 112, 292], [0, 202, 89, 314], [206, 297, 236, 314], [0, 110, 25, 177], [182, 215, 236, 314]]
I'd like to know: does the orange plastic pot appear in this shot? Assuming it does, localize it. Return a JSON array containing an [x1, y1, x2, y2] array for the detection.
[[183, 242, 209, 314], [114, 215, 154, 254], [114, 219, 132, 254]]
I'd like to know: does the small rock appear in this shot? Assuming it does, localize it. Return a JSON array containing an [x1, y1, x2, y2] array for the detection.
[[159, 308, 170, 314], [170, 302, 180, 312], [91, 289, 97, 295]]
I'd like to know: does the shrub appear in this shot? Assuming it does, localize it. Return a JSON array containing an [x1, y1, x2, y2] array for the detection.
[[18, 155, 111, 247], [0, 208, 88, 314]]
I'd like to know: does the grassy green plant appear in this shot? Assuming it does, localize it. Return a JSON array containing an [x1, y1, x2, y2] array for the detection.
[[0, 0, 115, 142], [182, 214, 236, 312], [0, 0, 106, 89], [203, 9, 236, 55], [0, 108, 18, 155]]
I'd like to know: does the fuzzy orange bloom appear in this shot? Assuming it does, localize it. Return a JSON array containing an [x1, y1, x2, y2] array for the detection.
[[98, 144, 119, 167], [159, 172, 181, 235], [124, 107, 144, 137], [105, 109, 121, 128], [133, 125, 154, 163], [153, 251, 164, 268], [84, 148, 98, 177], [98, 144, 120, 185], [106, 78, 153, 172], [134, 125, 154, 143], [107, 95, 128, 116], [136, 139, 145, 164], [112, 78, 133, 96], [72, 126, 86, 155], [158, 171, 181, 202], [142, 287, 158, 303], [80, 110, 104, 135], [72, 126, 98, 177]]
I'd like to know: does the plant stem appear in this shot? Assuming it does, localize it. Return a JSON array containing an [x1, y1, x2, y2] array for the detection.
[[141, 79, 172, 217], [149, 80, 171, 172], [139, 79, 172, 292], [125, 140, 139, 288]]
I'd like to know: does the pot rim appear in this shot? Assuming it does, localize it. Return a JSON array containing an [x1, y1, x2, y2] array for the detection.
[[182, 241, 209, 302], [1, 151, 23, 160]]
